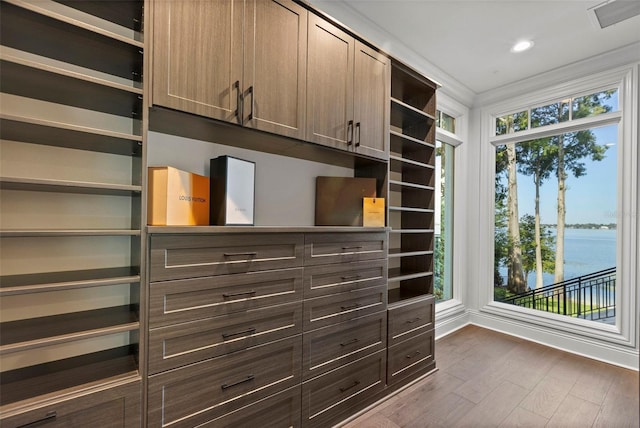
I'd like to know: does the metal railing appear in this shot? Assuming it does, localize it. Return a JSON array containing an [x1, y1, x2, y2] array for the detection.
[[498, 267, 616, 322]]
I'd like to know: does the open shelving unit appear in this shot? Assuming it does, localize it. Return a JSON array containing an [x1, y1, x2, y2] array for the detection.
[[0, 0, 144, 417], [387, 61, 437, 306]]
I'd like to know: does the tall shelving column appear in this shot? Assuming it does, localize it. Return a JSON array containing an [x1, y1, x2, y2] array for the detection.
[[0, 0, 144, 424], [387, 61, 437, 305]]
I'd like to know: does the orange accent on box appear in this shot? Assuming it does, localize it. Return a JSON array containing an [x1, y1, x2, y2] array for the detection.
[[147, 166, 210, 225]]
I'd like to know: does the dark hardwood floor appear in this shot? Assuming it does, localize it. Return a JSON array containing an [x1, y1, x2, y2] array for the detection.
[[341, 325, 639, 427]]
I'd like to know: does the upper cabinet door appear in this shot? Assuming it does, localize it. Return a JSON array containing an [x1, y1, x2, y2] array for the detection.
[[243, 0, 307, 139], [153, 0, 244, 123], [353, 42, 390, 160], [306, 13, 354, 150]]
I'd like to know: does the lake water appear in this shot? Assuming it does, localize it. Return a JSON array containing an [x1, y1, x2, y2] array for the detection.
[[499, 228, 617, 288]]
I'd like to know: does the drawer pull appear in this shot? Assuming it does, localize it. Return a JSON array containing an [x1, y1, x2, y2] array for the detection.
[[339, 380, 360, 393], [341, 275, 361, 282], [224, 252, 258, 257], [17, 411, 57, 428], [406, 351, 422, 359], [341, 246, 363, 250], [222, 327, 256, 339], [405, 317, 423, 324], [221, 374, 255, 390], [222, 290, 257, 299], [341, 303, 360, 311], [340, 338, 359, 347]]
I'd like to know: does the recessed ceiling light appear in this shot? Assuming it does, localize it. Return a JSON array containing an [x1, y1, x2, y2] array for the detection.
[[511, 40, 534, 53]]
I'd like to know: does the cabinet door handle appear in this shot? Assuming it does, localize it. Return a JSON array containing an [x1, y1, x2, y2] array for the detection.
[[341, 245, 363, 250], [17, 411, 57, 428], [347, 120, 354, 146], [406, 350, 422, 359], [405, 317, 423, 324], [221, 374, 255, 390], [222, 327, 256, 339], [234, 80, 242, 121], [247, 86, 254, 121], [339, 380, 360, 393], [340, 338, 359, 347], [355, 122, 361, 147], [222, 290, 257, 299], [341, 303, 360, 311], [341, 275, 361, 281], [223, 252, 257, 257]]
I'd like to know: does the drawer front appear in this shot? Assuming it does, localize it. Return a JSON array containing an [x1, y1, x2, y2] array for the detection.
[[387, 329, 435, 385], [303, 285, 387, 331], [149, 302, 303, 374], [148, 336, 302, 428], [0, 380, 140, 428], [304, 232, 387, 266], [149, 268, 303, 328], [388, 296, 434, 347], [198, 386, 301, 428], [303, 259, 387, 299], [150, 233, 304, 281], [303, 311, 386, 380], [302, 350, 386, 428]]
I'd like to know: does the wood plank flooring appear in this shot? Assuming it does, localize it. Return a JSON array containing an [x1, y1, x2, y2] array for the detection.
[[340, 325, 639, 428]]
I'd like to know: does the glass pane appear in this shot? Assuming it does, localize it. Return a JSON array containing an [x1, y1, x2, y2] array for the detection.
[[496, 110, 528, 135], [572, 89, 618, 119], [494, 125, 617, 324], [439, 111, 456, 133], [435, 141, 454, 302], [531, 100, 570, 127]]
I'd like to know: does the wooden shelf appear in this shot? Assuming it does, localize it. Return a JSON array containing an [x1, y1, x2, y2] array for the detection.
[[3, 0, 143, 47], [389, 129, 434, 149], [56, 1, 143, 32], [389, 179, 434, 192], [0, 176, 141, 196], [0, 115, 142, 156], [390, 97, 436, 124], [388, 267, 433, 282], [0, 346, 138, 406], [388, 249, 434, 258], [388, 288, 432, 307], [0, 306, 139, 355], [0, 229, 141, 237], [0, 267, 140, 296], [389, 206, 434, 214], [390, 155, 434, 171], [389, 228, 434, 234]]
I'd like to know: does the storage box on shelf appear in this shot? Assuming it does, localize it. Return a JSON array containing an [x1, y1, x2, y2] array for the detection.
[[0, 0, 144, 424]]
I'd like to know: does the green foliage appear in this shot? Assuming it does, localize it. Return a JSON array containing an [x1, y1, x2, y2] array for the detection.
[[518, 214, 556, 280]]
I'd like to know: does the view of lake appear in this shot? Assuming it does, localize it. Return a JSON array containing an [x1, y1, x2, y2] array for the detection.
[[498, 227, 617, 288]]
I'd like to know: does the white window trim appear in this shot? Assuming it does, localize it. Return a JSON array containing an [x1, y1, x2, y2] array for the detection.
[[435, 93, 468, 327], [477, 64, 638, 354]]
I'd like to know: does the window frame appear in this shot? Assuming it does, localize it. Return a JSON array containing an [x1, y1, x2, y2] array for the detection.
[[478, 64, 638, 350]]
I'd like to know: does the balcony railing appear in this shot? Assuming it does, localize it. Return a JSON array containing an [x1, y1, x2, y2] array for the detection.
[[498, 267, 616, 322]]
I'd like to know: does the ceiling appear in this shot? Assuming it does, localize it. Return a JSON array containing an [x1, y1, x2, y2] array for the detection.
[[312, 0, 640, 95]]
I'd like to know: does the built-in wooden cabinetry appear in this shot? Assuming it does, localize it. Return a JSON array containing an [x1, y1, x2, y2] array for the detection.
[[307, 14, 390, 160], [0, 0, 143, 425], [153, 0, 308, 139]]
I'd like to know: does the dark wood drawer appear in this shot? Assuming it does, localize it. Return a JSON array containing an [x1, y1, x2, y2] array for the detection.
[[148, 336, 302, 428], [303, 286, 387, 331], [387, 329, 435, 386], [196, 386, 301, 428], [388, 295, 434, 347], [303, 311, 386, 380], [149, 268, 303, 328], [304, 232, 387, 266], [302, 350, 386, 428], [0, 379, 140, 428], [150, 233, 304, 281], [303, 259, 387, 299], [149, 302, 302, 374]]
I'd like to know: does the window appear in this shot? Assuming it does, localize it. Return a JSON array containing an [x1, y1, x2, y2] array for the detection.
[[434, 140, 454, 302]]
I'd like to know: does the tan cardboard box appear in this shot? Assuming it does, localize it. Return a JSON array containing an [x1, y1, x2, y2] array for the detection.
[[147, 166, 210, 225]]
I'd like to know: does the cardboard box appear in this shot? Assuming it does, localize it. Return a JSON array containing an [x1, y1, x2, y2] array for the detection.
[[210, 156, 256, 225], [315, 177, 377, 226], [147, 166, 210, 225], [363, 197, 385, 227]]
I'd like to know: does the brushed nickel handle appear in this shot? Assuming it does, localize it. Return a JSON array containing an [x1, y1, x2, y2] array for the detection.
[[406, 351, 422, 359], [223, 252, 257, 257], [347, 120, 354, 146], [405, 317, 423, 324], [355, 122, 361, 147], [234, 80, 242, 121], [221, 374, 255, 390], [340, 338, 359, 347], [222, 290, 257, 299], [341, 303, 360, 311], [247, 86, 254, 121], [222, 327, 256, 339], [339, 380, 360, 393]]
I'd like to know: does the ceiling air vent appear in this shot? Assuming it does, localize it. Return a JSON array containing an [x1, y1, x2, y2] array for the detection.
[[588, 0, 640, 29]]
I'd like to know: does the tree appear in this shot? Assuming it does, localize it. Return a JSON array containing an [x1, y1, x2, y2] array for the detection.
[[519, 214, 555, 282], [517, 138, 556, 288], [553, 91, 612, 282]]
